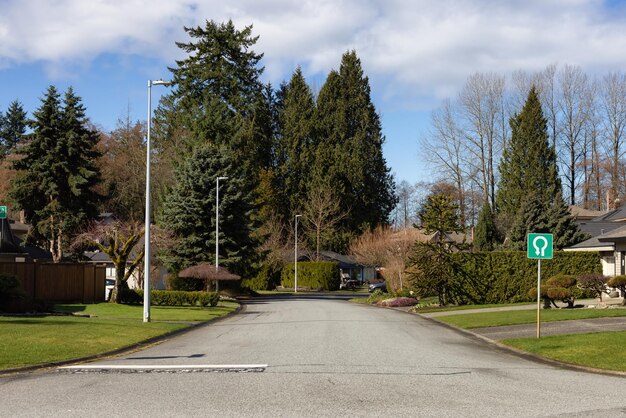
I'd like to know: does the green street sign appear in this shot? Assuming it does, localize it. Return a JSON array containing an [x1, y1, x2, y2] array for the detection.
[[0, 206, 6, 219], [527, 233, 553, 259]]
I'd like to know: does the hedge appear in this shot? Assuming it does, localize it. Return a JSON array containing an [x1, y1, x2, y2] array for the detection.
[[242, 263, 282, 291], [446, 251, 601, 304], [281, 261, 341, 291], [122, 289, 220, 307]]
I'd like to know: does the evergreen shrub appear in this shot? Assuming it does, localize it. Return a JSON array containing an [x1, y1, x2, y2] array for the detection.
[[120, 289, 219, 306], [242, 264, 282, 290], [0, 273, 24, 309], [448, 251, 600, 304], [281, 262, 341, 291]]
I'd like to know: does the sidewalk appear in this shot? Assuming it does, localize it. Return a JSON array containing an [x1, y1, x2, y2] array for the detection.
[[414, 296, 626, 340], [421, 297, 624, 318]]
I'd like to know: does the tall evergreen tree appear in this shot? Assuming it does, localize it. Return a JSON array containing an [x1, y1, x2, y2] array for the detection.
[[158, 19, 267, 169], [473, 202, 498, 251], [0, 100, 28, 160], [314, 51, 396, 244], [158, 144, 259, 277], [276, 68, 316, 221], [9, 86, 101, 261], [497, 86, 560, 226], [497, 86, 574, 248]]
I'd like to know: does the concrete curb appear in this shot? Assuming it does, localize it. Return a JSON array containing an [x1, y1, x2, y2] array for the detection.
[[0, 302, 244, 377]]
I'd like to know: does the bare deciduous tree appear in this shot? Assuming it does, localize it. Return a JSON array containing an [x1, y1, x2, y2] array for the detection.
[[600, 71, 626, 206], [302, 186, 348, 260]]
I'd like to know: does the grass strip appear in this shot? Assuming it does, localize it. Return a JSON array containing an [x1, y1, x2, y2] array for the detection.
[[0, 302, 237, 370], [437, 308, 626, 329], [502, 331, 626, 372], [414, 301, 531, 313]]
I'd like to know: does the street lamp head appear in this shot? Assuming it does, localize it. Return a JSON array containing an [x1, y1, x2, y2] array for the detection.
[[295, 214, 302, 219], [217, 176, 229, 181], [150, 79, 172, 86]]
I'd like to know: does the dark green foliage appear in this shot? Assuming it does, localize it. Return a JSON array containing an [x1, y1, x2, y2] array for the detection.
[[0, 100, 27, 160], [9, 86, 101, 261], [159, 19, 269, 172], [313, 51, 396, 238], [0, 273, 24, 309], [280, 261, 340, 290], [158, 144, 259, 277], [446, 251, 600, 304], [123, 289, 219, 307], [169, 276, 205, 291], [409, 194, 464, 306], [497, 87, 568, 249], [242, 263, 281, 290], [474, 202, 498, 251], [545, 194, 589, 248], [275, 68, 316, 221], [546, 274, 576, 289], [116, 287, 143, 304]]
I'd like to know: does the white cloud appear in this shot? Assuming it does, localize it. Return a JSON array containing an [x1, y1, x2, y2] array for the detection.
[[2, 0, 626, 109]]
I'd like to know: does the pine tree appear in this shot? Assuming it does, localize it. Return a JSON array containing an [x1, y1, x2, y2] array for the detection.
[[9, 86, 101, 261], [497, 87, 560, 227], [473, 202, 498, 251], [314, 51, 396, 247], [497, 87, 570, 248], [546, 193, 589, 249], [409, 194, 463, 306], [0, 100, 27, 160], [276, 68, 316, 221], [158, 144, 259, 277]]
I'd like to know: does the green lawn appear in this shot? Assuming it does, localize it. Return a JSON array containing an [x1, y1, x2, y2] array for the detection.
[[0, 302, 238, 370], [414, 301, 532, 313], [503, 331, 626, 372], [437, 308, 626, 329]]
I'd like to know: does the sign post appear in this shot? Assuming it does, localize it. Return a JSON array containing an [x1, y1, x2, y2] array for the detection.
[[527, 233, 553, 338], [0, 206, 6, 219]]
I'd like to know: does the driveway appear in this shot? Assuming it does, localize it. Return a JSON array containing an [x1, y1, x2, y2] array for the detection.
[[1, 295, 625, 417]]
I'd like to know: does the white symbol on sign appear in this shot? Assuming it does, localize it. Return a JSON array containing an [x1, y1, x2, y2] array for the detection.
[[533, 236, 548, 257]]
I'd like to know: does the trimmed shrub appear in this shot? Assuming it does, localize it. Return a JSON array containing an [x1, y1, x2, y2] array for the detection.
[[118, 287, 143, 304], [281, 262, 341, 291], [242, 264, 282, 291], [140, 290, 220, 307], [607, 275, 626, 305], [546, 274, 576, 289], [448, 251, 600, 304], [376, 297, 418, 307], [169, 276, 205, 291], [0, 273, 24, 310]]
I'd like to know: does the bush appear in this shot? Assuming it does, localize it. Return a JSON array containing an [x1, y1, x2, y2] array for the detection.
[[137, 290, 220, 307], [448, 251, 600, 304], [577, 273, 608, 300], [118, 287, 143, 304], [607, 275, 626, 305], [0, 273, 24, 310], [242, 264, 282, 291], [281, 262, 341, 291], [376, 297, 418, 307], [546, 274, 576, 289], [169, 276, 205, 291]]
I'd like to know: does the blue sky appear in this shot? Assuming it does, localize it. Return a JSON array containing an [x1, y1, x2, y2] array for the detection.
[[2, 0, 626, 184]]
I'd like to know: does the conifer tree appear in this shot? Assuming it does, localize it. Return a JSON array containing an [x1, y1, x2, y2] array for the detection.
[[314, 51, 396, 247], [0, 100, 27, 160], [276, 68, 316, 221], [158, 144, 259, 277], [497, 87, 560, 226], [473, 202, 498, 251], [9, 86, 101, 261]]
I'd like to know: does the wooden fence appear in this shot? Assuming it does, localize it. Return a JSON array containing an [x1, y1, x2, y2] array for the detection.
[[0, 261, 106, 310]]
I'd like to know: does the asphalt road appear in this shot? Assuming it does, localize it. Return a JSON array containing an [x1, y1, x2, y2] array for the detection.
[[1, 295, 625, 417]]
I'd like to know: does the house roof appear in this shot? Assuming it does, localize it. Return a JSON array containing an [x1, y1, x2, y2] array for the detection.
[[566, 223, 626, 251], [569, 205, 606, 220], [597, 224, 626, 242], [317, 250, 367, 268]]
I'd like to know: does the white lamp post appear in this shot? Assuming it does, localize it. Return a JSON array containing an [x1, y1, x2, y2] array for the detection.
[[215, 176, 228, 292], [295, 214, 302, 292], [144, 79, 171, 323]]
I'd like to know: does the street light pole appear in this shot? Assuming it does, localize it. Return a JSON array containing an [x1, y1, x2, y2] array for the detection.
[[216, 176, 228, 293], [295, 214, 302, 293], [144, 79, 170, 323]]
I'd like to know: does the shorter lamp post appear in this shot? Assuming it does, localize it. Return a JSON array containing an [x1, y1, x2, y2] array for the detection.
[[215, 176, 228, 292], [295, 214, 302, 292]]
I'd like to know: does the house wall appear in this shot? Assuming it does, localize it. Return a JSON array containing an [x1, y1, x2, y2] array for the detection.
[[601, 253, 615, 277]]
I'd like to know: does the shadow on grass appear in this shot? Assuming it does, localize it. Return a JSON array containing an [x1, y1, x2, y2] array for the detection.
[[54, 305, 87, 313]]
